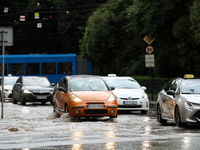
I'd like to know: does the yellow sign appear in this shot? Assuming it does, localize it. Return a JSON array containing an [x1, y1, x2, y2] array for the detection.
[[184, 74, 194, 78], [143, 36, 155, 45], [34, 12, 39, 19]]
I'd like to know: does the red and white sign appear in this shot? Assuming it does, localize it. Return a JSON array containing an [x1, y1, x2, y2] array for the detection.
[[145, 45, 154, 54], [20, 15, 25, 21]]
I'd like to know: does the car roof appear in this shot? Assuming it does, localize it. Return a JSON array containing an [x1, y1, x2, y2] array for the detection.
[[21, 76, 47, 79], [66, 75, 100, 79], [101, 76, 135, 80], [0, 76, 19, 78]]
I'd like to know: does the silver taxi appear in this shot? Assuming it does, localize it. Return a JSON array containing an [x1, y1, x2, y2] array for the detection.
[[157, 75, 200, 126]]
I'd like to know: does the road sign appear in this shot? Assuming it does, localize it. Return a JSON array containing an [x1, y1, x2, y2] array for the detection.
[[143, 36, 155, 45], [0, 27, 13, 46], [145, 54, 155, 67], [20, 15, 25, 21], [145, 45, 154, 54], [37, 23, 42, 28], [35, 12, 40, 19]]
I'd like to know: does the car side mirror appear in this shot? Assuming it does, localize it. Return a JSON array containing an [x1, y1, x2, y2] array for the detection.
[[141, 86, 147, 91], [110, 87, 115, 90], [51, 83, 56, 86], [167, 90, 175, 97], [16, 83, 21, 86]]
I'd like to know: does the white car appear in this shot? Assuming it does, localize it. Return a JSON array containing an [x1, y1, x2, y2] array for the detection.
[[157, 75, 200, 126], [102, 75, 149, 114], [0, 76, 19, 102]]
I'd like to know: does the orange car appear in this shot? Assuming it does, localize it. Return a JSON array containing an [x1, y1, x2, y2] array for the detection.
[[53, 75, 118, 119]]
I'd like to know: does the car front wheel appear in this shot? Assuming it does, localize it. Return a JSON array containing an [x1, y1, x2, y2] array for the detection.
[[175, 107, 185, 126], [12, 93, 17, 104], [20, 94, 26, 105], [157, 105, 167, 123]]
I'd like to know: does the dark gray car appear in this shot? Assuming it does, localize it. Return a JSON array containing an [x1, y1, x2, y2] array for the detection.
[[12, 76, 54, 105]]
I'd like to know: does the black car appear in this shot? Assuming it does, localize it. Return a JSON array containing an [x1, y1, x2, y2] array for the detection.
[[12, 76, 54, 105]]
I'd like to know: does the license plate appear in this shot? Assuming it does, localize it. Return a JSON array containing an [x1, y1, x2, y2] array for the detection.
[[123, 101, 137, 105], [88, 104, 104, 108], [37, 96, 47, 99]]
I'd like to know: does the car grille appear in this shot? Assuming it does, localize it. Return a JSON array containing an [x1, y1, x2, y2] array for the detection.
[[8, 94, 12, 98], [191, 110, 200, 122], [120, 98, 139, 100], [84, 109, 107, 114], [118, 105, 142, 108], [33, 92, 50, 96]]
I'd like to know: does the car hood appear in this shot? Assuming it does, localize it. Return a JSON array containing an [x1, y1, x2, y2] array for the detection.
[[71, 91, 112, 101], [4, 85, 13, 90], [23, 86, 53, 91], [112, 88, 144, 98], [181, 94, 200, 103]]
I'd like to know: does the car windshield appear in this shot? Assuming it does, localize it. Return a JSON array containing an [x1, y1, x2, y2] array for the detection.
[[23, 78, 50, 86], [181, 80, 200, 94], [103, 78, 141, 89], [4, 78, 18, 85], [69, 78, 108, 91]]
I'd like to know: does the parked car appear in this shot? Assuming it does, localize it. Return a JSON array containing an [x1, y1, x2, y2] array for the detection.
[[53, 75, 118, 119], [102, 74, 149, 114], [157, 74, 200, 126], [12, 76, 54, 105], [0, 75, 18, 102]]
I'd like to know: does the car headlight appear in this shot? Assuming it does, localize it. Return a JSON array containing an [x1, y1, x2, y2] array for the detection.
[[107, 94, 116, 101], [184, 101, 200, 109], [141, 93, 148, 99], [70, 94, 82, 102], [4, 89, 11, 92], [24, 90, 32, 93], [184, 101, 193, 109]]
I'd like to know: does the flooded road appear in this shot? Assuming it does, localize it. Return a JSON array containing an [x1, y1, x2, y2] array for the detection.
[[1, 102, 200, 150]]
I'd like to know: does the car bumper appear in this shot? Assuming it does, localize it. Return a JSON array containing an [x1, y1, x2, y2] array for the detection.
[[181, 106, 200, 123], [22, 93, 53, 103], [117, 98, 149, 111], [69, 102, 118, 117], [4, 91, 12, 100]]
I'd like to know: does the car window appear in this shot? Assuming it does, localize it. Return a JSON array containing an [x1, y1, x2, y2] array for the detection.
[[170, 80, 179, 92], [59, 78, 67, 89], [4, 78, 18, 85], [69, 78, 108, 91], [181, 80, 200, 94], [23, 78, 50, 86], [103, 78, 141, 89], [16, 77, 22, 84]]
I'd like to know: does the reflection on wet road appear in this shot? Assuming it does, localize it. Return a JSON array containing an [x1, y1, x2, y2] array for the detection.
[[1, 103, 200, 150]]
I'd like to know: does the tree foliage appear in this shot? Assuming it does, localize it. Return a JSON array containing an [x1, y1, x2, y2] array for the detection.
[[80, 0, 200, 78]]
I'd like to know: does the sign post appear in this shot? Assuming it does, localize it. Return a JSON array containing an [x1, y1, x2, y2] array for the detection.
[[143, 36, 155, 101], [0, 27, 13, 119]]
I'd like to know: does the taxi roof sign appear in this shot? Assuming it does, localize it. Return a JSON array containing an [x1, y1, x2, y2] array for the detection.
[[184, 74, 194, 78]]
